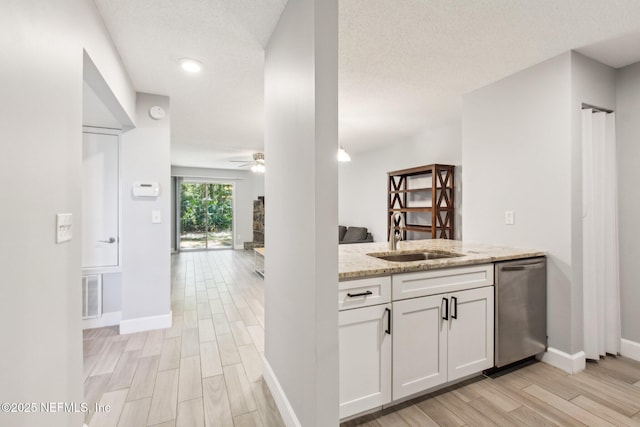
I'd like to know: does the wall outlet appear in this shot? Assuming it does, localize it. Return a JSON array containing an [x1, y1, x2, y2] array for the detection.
[[151, 210, 162, 224], [504, 210, 515, 225], [56, 213, 73, 243]]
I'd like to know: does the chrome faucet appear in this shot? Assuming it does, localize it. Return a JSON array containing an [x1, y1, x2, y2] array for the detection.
[[388, 212, 405, 251]]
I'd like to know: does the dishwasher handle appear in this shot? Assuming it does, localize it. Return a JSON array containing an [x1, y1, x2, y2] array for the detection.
[[501, 262, 545, 272]]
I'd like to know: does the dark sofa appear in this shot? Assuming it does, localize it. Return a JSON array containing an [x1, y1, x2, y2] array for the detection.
[[339, 225, 373, 244]]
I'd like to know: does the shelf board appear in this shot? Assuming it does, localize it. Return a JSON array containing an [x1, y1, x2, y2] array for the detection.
[[389, 207, 454, 212], [389, 188, 431, 194], [389, 207, 432, 212], [389, 187, 452, 194], [405, 225, 432, 232], [388, 164, 454, 177], [389, 225, 452, 233]]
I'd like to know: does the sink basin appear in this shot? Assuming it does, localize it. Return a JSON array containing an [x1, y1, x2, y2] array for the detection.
[[368, 251, 463, 262]]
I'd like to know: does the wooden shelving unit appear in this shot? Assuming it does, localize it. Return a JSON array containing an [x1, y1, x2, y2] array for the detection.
[[387, 164, 455, 240]]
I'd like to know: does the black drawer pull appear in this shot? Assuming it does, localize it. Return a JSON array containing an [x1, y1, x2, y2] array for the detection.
[[385, 307, 391, 335], [442, 297, 449, 320], [347, 290, 373, 298], [451, 296, 458, 319]]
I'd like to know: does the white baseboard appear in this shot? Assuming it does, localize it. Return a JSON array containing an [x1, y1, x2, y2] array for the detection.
[[262, 356, 301, 427], [539, 347, 586, 374], [82, 311, 122, 330], [621, 338, 640, 362], [119, 311, 172, 334]]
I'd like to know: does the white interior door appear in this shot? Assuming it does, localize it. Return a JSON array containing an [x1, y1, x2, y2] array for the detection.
[[82, 131, 119, 268], [582, 109, 621, 360]]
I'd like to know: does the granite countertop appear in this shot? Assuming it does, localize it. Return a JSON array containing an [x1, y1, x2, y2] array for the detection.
[[339, 239, 545, 280]]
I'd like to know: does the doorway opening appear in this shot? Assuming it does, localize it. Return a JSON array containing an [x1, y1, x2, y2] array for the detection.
[[179, 181, 234, 250]]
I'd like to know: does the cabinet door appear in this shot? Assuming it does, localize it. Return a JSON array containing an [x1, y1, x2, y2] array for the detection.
[[339, 304, 391, 419], [447, 286, 494, 381], [392, 295, 447, 400]]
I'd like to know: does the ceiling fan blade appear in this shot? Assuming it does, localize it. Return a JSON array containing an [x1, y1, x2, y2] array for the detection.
[[236, 162, 252, 167], [229, 159, 251, 163]]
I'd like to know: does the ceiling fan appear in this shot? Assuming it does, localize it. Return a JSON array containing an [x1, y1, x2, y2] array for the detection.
[[230, 152, 265, 173]]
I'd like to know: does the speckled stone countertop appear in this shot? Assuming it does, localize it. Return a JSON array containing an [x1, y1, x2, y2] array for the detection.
[[339, 239, 545, 280]]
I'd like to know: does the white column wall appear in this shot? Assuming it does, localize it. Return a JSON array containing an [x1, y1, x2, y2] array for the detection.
[[616, 61, 640, 347], [0, 0, 135, 425], [120, 93, 171, 330], [264, 0, 339, 425]]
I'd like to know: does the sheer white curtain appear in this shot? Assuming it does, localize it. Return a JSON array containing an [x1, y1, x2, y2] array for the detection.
[[582, 108, 621, 360]]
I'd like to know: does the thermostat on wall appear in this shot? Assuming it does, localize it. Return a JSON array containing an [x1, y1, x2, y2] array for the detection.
[[133, 182, 160, 197]]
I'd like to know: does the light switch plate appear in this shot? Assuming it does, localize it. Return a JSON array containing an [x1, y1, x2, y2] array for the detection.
[[151, 210, 162, 224], [56, 213, 73, 243], [504, 211, 515, 225]]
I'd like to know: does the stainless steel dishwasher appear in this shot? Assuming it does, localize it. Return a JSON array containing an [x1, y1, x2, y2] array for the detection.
[[494, 257, 547, 368]]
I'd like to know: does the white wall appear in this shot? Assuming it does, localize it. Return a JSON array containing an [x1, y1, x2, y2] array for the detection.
[[120, 93, 171, 330], [171, 166, 264, 250], [462, 51, 616, 357], [615, 61, 640, 345], [463, 53, 574, 353], [102, 273, 122, 313], [339, 123, 462, 242], [264, 0, 339, 425], [0, 0, 135, 425], [81, 8, 136, 124]]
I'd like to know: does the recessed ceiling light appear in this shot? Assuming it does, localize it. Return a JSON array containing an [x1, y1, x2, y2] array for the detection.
[[338, 145, 351, 162], [179, 58, 202, 73]]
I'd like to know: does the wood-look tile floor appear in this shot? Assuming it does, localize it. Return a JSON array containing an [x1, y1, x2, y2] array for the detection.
[[84, 249, 640, 427], [83, 250, 285, 427], [342, 357, 640, 427]]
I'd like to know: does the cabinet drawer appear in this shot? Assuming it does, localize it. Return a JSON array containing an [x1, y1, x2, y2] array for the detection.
[[339, 276, 391, 311], [392, 264, 493, 300]]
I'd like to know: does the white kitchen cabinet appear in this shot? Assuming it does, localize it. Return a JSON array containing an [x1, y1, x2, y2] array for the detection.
[[392, 286, 494, 400], [339, 303, 392, 419], [392, 294, 447, 397], [339, 276, 391, 311], [447, 286, 494, 381], [392, 263, 493, 301]]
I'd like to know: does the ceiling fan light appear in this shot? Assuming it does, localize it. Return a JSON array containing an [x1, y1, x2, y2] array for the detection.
[[180, 58, 203, 73], [251, 163, 265, 174], [338, 146, 351, 162]]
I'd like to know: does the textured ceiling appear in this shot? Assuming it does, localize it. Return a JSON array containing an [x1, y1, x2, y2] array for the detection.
[[94, 0, 640, 168], [93, 0, 287, 168], [339, 0, 640, 153]]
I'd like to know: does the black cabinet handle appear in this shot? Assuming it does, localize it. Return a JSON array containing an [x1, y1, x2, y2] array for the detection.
[[451, 296, 457, 319], [347, 290, 373, 298], [442, 297, 449, 320], [385, 307, 391, 335]]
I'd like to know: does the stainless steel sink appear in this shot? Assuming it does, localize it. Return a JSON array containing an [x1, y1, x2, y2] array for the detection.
[[368, 251, 463, 262]]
